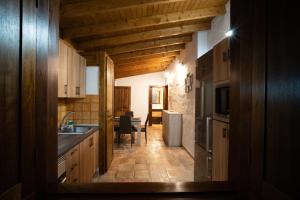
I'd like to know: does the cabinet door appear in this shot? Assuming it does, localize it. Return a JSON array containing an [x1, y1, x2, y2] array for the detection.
[[94, 131, 99, 172], [213, 38, 230, 83], [67, 46, 76, 97], [79, 56, 86, 98], [58, 40, 68, 97], [73, 51, 80, 97], [79, 133, 95, 183], [212, 120, 229, 181]]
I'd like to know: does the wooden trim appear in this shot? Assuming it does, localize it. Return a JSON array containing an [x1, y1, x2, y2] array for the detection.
[[0, 184, 21, 200], [96, 51, 107, 174], [55, 182, 235, 194]]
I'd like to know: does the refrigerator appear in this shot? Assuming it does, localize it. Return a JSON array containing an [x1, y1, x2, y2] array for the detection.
[[194, 50, 213, 182]]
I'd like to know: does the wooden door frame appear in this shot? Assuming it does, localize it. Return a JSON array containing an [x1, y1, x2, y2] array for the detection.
[[148, 85, 168, 126], [6, 0, 286, 199]]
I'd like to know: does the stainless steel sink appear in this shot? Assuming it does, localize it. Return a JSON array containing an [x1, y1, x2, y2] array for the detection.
[[58, 126, 93, 135]]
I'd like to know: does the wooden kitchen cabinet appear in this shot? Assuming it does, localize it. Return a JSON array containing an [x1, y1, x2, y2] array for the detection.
[[58, 40, 69, 97], [213, 38, 230, 83], [58, 39, 86, 98], [79, 133, 95, 183], [79, 56, 86, 98], [63, 131, 98, 183], [212, 120, 229, 181], [65, 145, 80, 183]]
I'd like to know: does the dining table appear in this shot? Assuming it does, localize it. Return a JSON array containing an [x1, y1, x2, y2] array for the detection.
[[114, 116, 142, 145]]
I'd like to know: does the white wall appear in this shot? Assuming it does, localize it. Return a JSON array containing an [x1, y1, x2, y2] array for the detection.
[[115, 72, 165, 124], [198, 1, 231, 57], [165, 1, 230, 157]]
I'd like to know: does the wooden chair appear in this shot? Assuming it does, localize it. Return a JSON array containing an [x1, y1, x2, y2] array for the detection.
[[141, 114, 149, 144], [118, 115, 135, 147]]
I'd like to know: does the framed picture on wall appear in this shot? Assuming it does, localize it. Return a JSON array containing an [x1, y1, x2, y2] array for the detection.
[[152, 90, 161, 104], [185, 73, 193, 93]]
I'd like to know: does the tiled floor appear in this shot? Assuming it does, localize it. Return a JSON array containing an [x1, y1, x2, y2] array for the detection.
[[94, 125, 194, 182]]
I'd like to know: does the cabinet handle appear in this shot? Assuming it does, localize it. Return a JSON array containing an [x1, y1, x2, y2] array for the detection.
[[71, 163, 78, 171], [78, 87, 80, 95], [64, 85, 67, 95], [70, 148, 78, 155], [206, 156, 212, 180], [222, 51, 228, 61], [222, 128, 227, 138], [206, 117, 212, 152], [89, 137, 94, 147]]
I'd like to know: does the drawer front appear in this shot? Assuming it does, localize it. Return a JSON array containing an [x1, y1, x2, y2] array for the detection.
[[69, 162, 79, 183], [69, 145, 79, 165], [66, 145, 80, 183]]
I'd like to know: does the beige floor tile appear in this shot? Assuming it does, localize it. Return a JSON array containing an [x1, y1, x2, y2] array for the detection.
[[95, 125, 194, 183]]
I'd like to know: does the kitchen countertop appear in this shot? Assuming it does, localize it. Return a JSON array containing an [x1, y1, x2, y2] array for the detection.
[[57, 125, 99, 157]]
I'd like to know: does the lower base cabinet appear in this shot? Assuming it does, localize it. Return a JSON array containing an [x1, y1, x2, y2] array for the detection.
[[64, 131, 99, 183], [212, 120, 229, 181]]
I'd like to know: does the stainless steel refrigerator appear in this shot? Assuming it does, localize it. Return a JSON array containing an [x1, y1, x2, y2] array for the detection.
[[194, 50, 213, 182]]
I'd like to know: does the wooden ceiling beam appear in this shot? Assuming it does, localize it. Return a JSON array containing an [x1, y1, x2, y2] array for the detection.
[[105, 35, 191, 55], [62, 6, 224, 39], [110, 44, 185, 61], [77, 23, 210, 50], [114, 52, 179, 64], [116, 57, 175, 67], [83, 51, 179, 66], [116, 61, 172, 70], [61, 0, 187, 18], [115, 67, 167, 79]]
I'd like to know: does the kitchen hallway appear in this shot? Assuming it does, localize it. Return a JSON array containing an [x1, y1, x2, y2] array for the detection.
[[94, 125, 194, 182]]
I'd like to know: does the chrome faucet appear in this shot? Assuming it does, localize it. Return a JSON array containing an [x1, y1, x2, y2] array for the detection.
[[59, 111, 75, 131]]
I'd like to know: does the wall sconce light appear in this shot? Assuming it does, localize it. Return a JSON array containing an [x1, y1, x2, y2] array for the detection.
[[164, 71, 174, 84]]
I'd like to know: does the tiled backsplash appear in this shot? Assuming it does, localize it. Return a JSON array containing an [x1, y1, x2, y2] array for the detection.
[[58, 95, 99, 127]]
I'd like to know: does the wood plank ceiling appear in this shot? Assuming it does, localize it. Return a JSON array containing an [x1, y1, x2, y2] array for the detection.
[[60, 0, 228, 78]]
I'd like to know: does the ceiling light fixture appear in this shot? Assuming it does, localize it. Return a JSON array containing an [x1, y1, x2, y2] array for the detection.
[[225, 29, 234, 37]]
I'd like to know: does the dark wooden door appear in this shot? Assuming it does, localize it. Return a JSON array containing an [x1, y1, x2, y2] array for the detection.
[[0, 0, 21, 197], [263, 1, 299, 199], [114, 86, 131, 116]]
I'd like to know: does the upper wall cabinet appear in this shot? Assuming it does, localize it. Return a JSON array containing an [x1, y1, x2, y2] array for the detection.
[[213, 38, 230, 83], [58, 39, 86, 98]]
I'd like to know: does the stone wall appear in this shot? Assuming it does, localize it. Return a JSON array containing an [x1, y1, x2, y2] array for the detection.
[[166, 33, 198, 157]]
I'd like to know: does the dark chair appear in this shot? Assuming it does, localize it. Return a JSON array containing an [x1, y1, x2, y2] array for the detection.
[[118, 115, 135, 147], [141, 114, 149, 144], [125, 111, 134, 117]]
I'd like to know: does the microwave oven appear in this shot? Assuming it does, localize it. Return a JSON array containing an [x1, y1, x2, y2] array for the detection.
[[215, 85, 229, 116]]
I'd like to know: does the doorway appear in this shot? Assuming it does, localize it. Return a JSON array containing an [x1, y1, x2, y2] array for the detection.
[[148, 85, 168, 126]]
